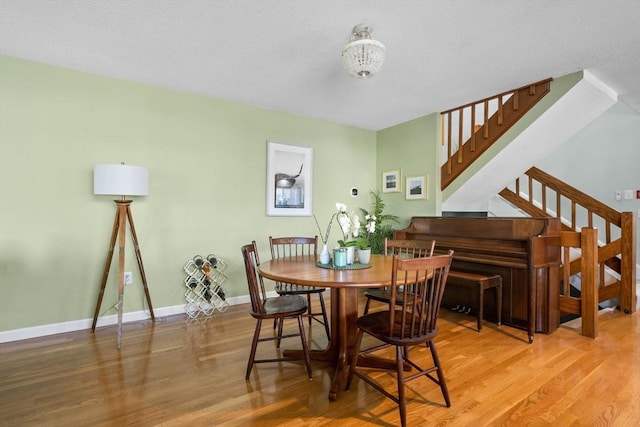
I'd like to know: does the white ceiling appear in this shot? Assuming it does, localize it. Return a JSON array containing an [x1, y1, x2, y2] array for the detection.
[[1, 0, 639, 131]]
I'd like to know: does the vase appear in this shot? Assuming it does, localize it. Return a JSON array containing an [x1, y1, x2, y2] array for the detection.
[[319, 244, 330, 264], [345, 246, 355, 265], [357, 248, 371, 265]]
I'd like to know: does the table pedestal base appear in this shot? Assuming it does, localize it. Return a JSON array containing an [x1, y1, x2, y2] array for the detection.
[[283, 287, 408, 401]]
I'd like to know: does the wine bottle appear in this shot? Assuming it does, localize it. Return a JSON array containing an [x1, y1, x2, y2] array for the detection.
[[193, 255, 204, 268], [207, 254, 218, 268]]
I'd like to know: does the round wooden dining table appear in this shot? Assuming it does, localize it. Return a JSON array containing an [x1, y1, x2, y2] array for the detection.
[[258, 254, 396, 401]]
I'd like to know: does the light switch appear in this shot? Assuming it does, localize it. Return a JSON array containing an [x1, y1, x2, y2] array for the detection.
[[615, 190, 622, 201], [624, 190, 634, 200]]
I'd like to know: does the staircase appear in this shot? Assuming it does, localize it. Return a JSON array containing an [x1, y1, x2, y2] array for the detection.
[[438, 72, 636, 336], [501, 167, 637, 319], [441, 71, 618, 212], [440, 78, 551, 190]]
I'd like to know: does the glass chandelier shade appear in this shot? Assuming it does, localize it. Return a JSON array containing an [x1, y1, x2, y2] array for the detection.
[[342, 24, 385, 78]]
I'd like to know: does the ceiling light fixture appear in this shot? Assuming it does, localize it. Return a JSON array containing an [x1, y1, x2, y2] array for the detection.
[[342, 24, 385, 79]]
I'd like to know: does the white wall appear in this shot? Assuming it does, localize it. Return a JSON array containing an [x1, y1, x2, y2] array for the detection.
[[535, 101, 640, 265]]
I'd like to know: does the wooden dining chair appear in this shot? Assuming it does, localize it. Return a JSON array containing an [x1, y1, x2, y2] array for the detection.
[[345, 251, 454, 427], [241, 241, 312, 380], [269, 236, 331, 341], [362, 238, 436, 314]]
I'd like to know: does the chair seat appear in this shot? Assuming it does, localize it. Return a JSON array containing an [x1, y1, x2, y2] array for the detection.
[[252, 295, 308, 319], [364, 288, 417, 306], [356, 310, 438, 346], [363, 288, 390, 303], [275, 283, 327, 294]]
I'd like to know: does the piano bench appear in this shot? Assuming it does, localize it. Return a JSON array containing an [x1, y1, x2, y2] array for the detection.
[[447, 271, 502, 332]]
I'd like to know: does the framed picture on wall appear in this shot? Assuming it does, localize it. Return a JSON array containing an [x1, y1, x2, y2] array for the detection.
[[266, 141, 313, 216], [382, 170, 401, 193], [405, 175, 427, 200]]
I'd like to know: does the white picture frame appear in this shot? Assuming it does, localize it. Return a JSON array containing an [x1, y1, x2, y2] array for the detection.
[[266, 141, 313, 216], [382, 170, 401, 193], [405, 175, 427, 200]]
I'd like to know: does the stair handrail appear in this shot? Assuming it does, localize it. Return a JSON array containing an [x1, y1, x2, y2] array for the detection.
[[500, 166, 636, 315], [440, 78, 552, 190]]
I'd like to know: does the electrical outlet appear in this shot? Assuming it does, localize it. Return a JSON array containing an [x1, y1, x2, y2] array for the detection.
[[124, 271, 132, 285]]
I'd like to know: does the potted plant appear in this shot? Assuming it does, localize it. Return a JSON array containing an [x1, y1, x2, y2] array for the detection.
[[355, 213, 376, 264], [359, 190, 399, 255], [336, 202, 360, 264]]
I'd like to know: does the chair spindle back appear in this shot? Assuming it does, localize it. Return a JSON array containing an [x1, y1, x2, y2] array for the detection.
[[385, 238, 436, 258], [269, 236, 318, 259], [389, 250, 454, 339], [241, 241, 268, 316]]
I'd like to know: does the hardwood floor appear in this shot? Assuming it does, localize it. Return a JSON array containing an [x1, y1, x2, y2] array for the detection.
[[1, 292, 638, 426]]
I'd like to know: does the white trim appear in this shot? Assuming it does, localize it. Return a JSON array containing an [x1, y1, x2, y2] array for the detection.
[[0, 293, 259, 344]]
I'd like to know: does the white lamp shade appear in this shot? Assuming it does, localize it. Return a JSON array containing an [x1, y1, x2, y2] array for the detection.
[[94, 164, 149, 196]]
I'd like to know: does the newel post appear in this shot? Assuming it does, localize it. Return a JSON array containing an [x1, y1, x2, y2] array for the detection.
[[620, 212, 637, 314]]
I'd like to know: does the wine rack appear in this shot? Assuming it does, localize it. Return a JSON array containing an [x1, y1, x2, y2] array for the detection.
[[183, 254, 229, 318]]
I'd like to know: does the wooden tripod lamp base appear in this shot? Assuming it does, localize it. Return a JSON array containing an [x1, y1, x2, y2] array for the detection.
[[91, 200, 155, 349]]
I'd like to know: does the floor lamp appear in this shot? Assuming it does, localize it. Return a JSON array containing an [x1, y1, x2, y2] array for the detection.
[[91, 163, 155, 349]]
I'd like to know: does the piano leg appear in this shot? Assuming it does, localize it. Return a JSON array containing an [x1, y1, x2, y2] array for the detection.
[[528, 266, 535, 344]]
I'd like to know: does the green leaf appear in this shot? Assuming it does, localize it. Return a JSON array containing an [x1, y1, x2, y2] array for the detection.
[[337, 239, 359, 247]]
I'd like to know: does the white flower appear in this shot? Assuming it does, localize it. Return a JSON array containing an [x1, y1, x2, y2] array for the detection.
[[352, 217, 361, 237], [338, 215, 350, 233], [335, 203, 362, 244], [317, 202, 371, 247], [359, 210, 377, 248]]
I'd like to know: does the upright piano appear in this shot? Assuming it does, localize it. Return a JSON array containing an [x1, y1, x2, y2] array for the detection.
[[394, 216, 562, 340]]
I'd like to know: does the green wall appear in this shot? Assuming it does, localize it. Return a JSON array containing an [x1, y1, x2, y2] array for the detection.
[[0, 55, 380, 332], [4, 55, 625, 338], [376, 114, 440, 228]]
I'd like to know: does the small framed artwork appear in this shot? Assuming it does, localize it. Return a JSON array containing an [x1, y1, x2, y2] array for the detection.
[[266, 141, 313, 216], [405, 175, 427, 200], [382, 170, 401, 193]]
